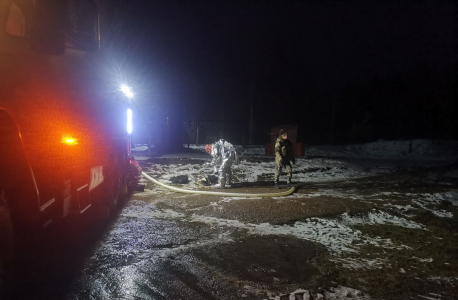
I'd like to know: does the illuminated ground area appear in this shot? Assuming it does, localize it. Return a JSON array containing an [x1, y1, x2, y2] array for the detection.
[[4, 143, 458, 300], [125, 155, 457, 299]]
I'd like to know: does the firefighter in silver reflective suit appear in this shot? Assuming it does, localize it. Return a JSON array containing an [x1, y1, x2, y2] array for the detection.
[[211, 139, 237, 188], [210, 142, 222, 174]]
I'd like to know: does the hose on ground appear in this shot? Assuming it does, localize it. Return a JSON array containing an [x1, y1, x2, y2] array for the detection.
[[141, 172, 295, 197]]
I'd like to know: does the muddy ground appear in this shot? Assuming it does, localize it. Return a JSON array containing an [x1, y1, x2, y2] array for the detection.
[[3, 156, 458, 300]]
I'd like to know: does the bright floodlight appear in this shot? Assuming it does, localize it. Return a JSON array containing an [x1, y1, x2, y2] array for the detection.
[[121, 85, 134, 99], [127, 108, 133, 134]]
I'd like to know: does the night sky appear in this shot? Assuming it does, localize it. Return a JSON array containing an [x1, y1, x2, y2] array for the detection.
[[104, 0, 456, 146]]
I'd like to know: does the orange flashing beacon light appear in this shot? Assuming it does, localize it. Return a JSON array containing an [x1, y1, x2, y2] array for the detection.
[[62, 136, 78, 145]]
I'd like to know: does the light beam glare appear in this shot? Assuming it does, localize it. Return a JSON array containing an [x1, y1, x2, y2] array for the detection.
[[127, 108, 133, 134]]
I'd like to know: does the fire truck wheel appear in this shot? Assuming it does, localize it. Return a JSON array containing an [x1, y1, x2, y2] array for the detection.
[[0, 190, 14, 289]]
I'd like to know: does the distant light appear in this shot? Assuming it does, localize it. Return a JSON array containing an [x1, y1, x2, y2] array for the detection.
[[127, 109, 133, 134], [62, 136, 78, 145], [120, 85, 134, 99]]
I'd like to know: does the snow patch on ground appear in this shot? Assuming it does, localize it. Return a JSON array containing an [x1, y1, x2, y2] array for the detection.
[[307, 140, 458, 160], [220, 197, 262, 202], [413, 257, 434, 263], [125, 200, 423, 256], [121, 201, 413, 255], [141, 157, 373, 190], [381, 191, 456, 218], [407, 192, 456, 218], [189, 214, 397, 254], [323, 286, 371, 300], [427, 276, 458, 284], [429, 191, 458, 206], [121, 201, 185, 219], [333, 257, 387, 270], [383, 203, 419, 218], [412, 199, 453, 218], [268, 285, 371, 300], [340, 210, 424, 229], [274, 189, 384, 201]]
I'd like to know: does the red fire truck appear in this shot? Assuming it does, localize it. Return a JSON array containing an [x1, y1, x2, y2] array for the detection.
[[0, 0, 140, 269]]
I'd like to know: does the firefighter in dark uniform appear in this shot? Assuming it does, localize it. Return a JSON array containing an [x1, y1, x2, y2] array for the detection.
[[274, 129, 295, 189]]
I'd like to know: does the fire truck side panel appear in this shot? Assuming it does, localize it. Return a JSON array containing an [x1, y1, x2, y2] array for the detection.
[[0, 1, 126, 227]]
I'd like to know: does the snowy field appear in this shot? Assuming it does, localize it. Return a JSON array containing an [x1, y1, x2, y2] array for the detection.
[[134, 139, 458, 190], [132, 139, 458, 299]]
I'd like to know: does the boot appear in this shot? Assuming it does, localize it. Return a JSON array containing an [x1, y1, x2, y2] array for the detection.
[[216, 178, 226, 189], [274, 183, 280, 189]]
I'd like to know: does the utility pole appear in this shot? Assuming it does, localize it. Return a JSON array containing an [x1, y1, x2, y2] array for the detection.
[[196, 126, 199, 145], [330, 94, 336, 144], [249, 101, 254, 145], [249, 77, 254, 145]]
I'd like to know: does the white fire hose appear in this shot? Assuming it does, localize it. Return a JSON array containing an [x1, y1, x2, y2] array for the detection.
[[141, 172, 295, 197]]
